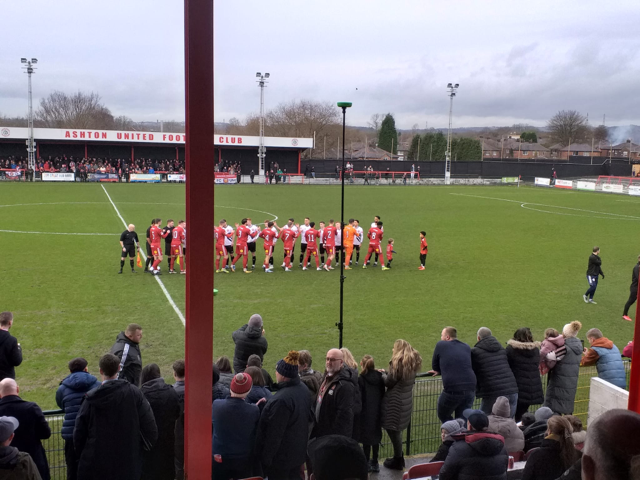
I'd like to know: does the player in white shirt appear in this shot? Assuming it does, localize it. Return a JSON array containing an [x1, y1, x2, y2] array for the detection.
[[335, 222, 342, 266], [371, 216, 384, 265], [353, 219, 364, 265], [298, 217, 311, 266], [224, 223, 235, 269], [246, 218, 259, 270]]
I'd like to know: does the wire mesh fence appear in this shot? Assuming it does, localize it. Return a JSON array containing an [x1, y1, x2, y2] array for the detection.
[[42, 410, 66, 480]]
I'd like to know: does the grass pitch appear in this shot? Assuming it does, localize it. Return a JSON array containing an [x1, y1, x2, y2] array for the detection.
[[1, 182, 639, 409]]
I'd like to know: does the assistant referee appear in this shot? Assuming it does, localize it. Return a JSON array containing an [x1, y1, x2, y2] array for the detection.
[[119, 224, 140, 274]]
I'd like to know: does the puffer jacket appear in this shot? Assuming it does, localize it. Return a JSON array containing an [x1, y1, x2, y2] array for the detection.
[[232, 324, 268, 373], [439, 432, 508, 480], [506, 340, 544, 405], [471, 336, 518, 399], [355, 369, 385, 445], [523, 420, 549, 452], [539, 336, 566, 375], [381, 369, 417, 432], [110, 332, 142, 386], [583, 338, 626, 389], [313, 367, 356, 438], [55, 372, 101, 440], [522, 437, 577, 480], [544, 337, 582, 414], [487, 396, 524, 452]]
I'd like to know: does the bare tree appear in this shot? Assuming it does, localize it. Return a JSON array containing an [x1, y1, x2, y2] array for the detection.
[[113, 115, 136, 131], [266, 100, 339, 138], [592, 125, 609, 144], [0, 113, 27, 127], [161, 120, 185, 133], [368, 113, 383, 134], [547, 110, 589, 146], [35, 91, 115, 129]]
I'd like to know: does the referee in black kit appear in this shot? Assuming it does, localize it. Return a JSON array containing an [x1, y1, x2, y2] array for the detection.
[[119, 224, 140, 274], [162, 219, 175, 270]]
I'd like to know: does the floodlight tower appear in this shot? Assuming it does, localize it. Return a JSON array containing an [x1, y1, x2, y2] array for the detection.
[[256, 72, 270, 176], [444, 82, 459, 185], [21, 58, 38, 171]]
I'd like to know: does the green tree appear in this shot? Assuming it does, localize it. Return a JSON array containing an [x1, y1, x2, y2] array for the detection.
[[451, 137, 482, 161], [408, 135, 420, 160], [378, 114, 398, 154], [520, 131, 538, 143]]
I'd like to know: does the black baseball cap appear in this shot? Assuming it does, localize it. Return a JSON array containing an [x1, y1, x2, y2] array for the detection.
[[463, 409, 489, 431]]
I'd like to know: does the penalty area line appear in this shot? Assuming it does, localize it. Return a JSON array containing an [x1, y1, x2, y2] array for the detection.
[[101, 185, 186, 326]]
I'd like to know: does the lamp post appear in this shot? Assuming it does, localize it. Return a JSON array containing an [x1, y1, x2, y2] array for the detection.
[[444, 83, 459, 185], [336, 101, 352, 348], [256, 72, 270, 176], [21, 58, 38, 173]]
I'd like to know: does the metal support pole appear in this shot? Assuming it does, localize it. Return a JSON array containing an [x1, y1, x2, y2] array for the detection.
[[21, 59, 38, 172], [445, 83, 458, 184], [256, 73, 269, 176], [336, 102, 351, 348], [627, 277, 640, 412]]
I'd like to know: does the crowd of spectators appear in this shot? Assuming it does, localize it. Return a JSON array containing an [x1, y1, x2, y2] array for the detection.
[[0, 309, 638, 479]]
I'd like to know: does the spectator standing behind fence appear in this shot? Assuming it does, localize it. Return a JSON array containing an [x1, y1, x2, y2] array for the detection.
[[215, 356, 234, 390], [339, 348, 362, 433], [380, 340, 422, 471], [109, 323, 143, 386], [0, 313, 22, 382], [522, 416, 579, 480], [172, 360, 185, 480], [539, 327, 566, 375], [488, 396, 525, 452], [245, 366, 271, 411], [232, 314, 268, 373], [0, 379, 51, 480], [0, 415, 42, 479], [471, 327, 519, 418], [140, 364, 180, 480], [212, 364, 229, 401], [580, 328, 627, 389], [622, 255, 640, 322], [55, 358, 100, 480], [505, 327, 544, 421], [429, 326, 477, 424], [354, 355, 385, 473], [247, 354, 274, 391], [73, 354, 157, 480], [544, 321, 583, 415], [298, 350, 322, 404]]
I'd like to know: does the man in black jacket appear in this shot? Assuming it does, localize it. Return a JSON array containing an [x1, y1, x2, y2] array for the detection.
[[110, 324, 143, 386], [622, 254, 640, 321], [74, 353, 158, 480], [584, 246, 604, 304], [471, 327, 519, 417], [0, 378, 51, 480], [256, 351, 311, 480], [0, 312, 22, 381], [232, 314, 268, 373]]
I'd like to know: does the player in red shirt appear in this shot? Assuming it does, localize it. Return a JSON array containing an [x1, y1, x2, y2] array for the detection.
[[170, 220, 186, 274], [149, 218, 164, 275], [386, 238, 397, 269], [231, 218, 255, 273], [419, 231, 428, 271], [278, 220, 299, 271], [215, 220, 228, 273], [322, 220, 337, 272], [259, 221, 279, 273], [302, 221, 322, 270], [363, 221, 387, 270]]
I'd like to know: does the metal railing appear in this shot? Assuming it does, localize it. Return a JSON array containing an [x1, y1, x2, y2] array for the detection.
[[42, 410, 66, 480]]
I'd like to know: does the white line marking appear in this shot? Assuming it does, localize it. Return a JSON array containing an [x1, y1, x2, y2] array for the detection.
[[101, 185, 186, 326], [0, 229, 114, 235]]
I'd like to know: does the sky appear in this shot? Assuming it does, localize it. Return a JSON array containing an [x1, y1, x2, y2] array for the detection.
[[2, 0, 640, 129]]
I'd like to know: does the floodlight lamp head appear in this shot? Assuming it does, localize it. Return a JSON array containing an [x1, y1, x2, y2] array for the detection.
[[447, 83, 452, 88], [256, 72, 261, 77], [265, 73, 270, 78], [21, 58, 27, 63], [454, 83, 459, 88], [31, 58, 38, 64]]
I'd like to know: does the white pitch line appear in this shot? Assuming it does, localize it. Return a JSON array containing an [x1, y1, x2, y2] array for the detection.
[[0, 229, 115, 235], [101, 185, 186, 326]]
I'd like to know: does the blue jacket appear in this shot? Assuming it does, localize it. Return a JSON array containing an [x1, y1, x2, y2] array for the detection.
[[432, 339, 477, 393], [247, 385, 272, 410], [56, 371, 101, 440], [592, 340, 627, 389], [212, 397, 260, 459]]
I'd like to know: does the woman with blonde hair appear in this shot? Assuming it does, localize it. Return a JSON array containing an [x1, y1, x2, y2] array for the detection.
[[521, 416, 579, 480], [380, 339, 422, 471], [340, 347, 358, 370]]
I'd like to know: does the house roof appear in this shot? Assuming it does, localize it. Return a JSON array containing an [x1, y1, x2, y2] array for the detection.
[[605, 142, 640, 150], [562, 143, 598, 151], [519, 143, 549, 151], [350, 146, 399, 160]]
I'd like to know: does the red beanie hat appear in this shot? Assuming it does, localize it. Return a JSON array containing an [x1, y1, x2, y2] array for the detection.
[[230, 373, 252, 396]]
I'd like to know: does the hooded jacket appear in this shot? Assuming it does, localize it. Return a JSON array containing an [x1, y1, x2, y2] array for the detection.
[[232, 324, 268, 373], [488, 396, 525, 452], [581, 337, 626, 389], [0, 330, 22, 381], [506, 340, 544, 405], [313, 366, 356, 438], [381, 368, 417, 432], [55, 371, 101, 440], [0, 446, 41, 480], [74, 379, 158, 480], [539, 335, 566, 375], [299, 368, 322, 405], [471, 336, 518, 399], [355, 369, 385, 445], [544, 337, 583, 414], [439, 431, 508, 480], [109, 332, 142, 386]]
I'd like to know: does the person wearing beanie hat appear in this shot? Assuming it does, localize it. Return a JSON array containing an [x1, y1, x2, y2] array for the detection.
[[0, 416, 42, 479], [544, 321, 583, 415], [431, 420, 465, 463], [524, 406, 556, 452], [584, 246, 604, 304], [232, 314, 268, 374], [255, 351, 312, 479], [488, 396, 525, 452], [212, 373, 260, 479], [308, 434, 368, 480]]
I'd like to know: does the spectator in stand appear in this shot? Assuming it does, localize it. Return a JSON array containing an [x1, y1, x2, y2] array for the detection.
[[506, 327, 544, 421], [380, 340, 423, 471], [245, 366, 271, 410], [215, 356, 234, 390], [0, 416, 42, 479], [622, 254, 640, 321], [308, 435, 369, 480], [431, 420, 465, 463], [298, 350, 322, 403], [566, 415, 586, 449], [355, 355, 385, 473], [539, 327, 566, 375], [109, 323, 143, 386], [544, 321, 583, 415], [232, 314, 268, 373], [524, 406, 555, 452], [0, 380, 50, 480], [339, 348, 362, 435], [55, 358, 100, 480], [140, 364, 180, 480], [256, 351, 311, 480], [212, 372, 260, 479], [522, 416, 579, 480], [74, 354, 157, 480], [519, 412, 535, 431], [313, 349, 356, 439], [246, 354, 274, 391], [172, 360, 185, 480], [439, 409, 508, 480], [0, 312, 22, 382], [472, 327, 519, 417], [428, 326, 477, 424], [211, 364, 229, 401], [580, 328, 627, 389], [487, 396, 525, 452]]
